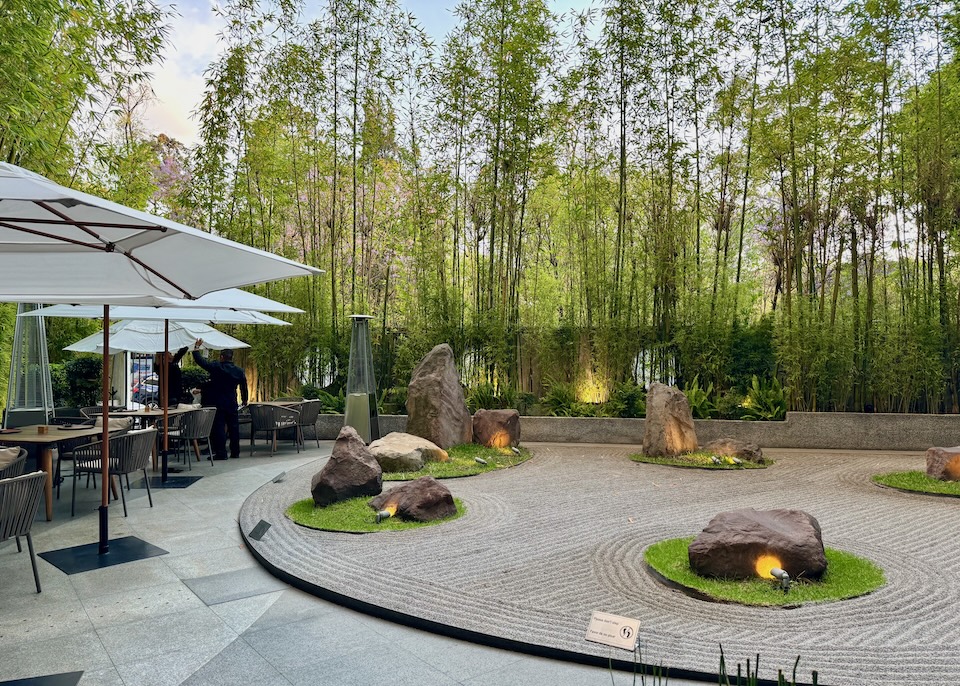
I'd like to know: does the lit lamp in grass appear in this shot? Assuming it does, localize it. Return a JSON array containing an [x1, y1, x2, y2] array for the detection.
[[343, 314, 380, 444], [755, 553, 791, 593], [375, 502, 397, 524]]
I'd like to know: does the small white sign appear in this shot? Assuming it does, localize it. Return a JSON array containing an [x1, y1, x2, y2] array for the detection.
[[584, 611, 641, 651]]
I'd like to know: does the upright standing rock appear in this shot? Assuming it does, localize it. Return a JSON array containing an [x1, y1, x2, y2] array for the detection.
[[642, 382, 698, 456], [405, 344, 473, 449]]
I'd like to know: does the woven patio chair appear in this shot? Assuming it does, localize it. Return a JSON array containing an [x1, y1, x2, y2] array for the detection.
[[293, 400, 323, 448], [248, 403, 300, 456], [71, 428, 157, 517], [0, 471, 47, 593]]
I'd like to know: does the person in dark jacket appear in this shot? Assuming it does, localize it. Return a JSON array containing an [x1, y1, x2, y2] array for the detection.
[[155, 346, 189, 407], [191, 339, 249, 459]]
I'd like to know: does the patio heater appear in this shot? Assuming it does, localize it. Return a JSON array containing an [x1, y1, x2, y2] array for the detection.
[[343, 314, 380, 443], [4, 303, 54, 428]]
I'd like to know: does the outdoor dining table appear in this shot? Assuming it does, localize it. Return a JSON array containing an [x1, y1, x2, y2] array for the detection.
[[0, 423, 107, 521]]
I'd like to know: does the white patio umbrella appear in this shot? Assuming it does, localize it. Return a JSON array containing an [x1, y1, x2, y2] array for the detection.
[[21, 304, 291, 326], [0, 162, 322, 555], [65, 319, 250, 355]]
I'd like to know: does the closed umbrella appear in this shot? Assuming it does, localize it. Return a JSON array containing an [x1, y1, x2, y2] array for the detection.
[[0, 162, 321, 555]]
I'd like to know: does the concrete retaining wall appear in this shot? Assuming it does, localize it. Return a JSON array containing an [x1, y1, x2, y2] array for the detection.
[[316, 412, 960, 451]]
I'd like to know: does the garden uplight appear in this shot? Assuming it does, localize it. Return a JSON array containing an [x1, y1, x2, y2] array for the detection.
[[754, 554, 783, 579], [375, 503, 398, 524]]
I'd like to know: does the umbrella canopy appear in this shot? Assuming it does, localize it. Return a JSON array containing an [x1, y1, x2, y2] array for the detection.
[[159, 288, 303, 313], [65, 319, 249, 354], [0, 162, 320, 555], [0, 163, 321, 302], [21, 304, 290, 326]]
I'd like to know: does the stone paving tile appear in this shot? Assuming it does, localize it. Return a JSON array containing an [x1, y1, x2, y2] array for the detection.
[[180, 638, 286, 686], [68, 557, 179, 600], [161, 542, 256, 580], [0, 598, 93, 646], [208, 592, 283, 634], [80, 580, 207, 629], [243, 611, 393, 673], [282, 644, 460, 686], [240, 589, 335, 635], [77, 667, 125, 686], [0, 628, 113, 682], [96, 606, 237, 667], [112, 637, 236, 686], [182, 566, 289, 606]]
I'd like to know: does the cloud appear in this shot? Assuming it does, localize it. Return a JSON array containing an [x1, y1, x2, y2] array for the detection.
[[141, 1, 224, 146]]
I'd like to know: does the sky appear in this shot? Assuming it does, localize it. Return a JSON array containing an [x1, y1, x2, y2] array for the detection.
[[143, 0, 590, 147]]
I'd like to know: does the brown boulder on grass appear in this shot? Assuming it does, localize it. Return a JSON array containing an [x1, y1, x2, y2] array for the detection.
[[688, 508, 827, 581], [926, 446, 960, 481], [405, 344, 473, 449], [473, 409, 520, 448], [311, 426, 382, 506], [368, 476, 457, 522], [642, 382, 698, 456], [702, 438, 764, 464]]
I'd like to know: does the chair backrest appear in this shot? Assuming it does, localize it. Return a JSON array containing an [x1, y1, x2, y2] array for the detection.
[[180, 408, 216, 441], [247, 403, 277, 430], [110, 428, 157, 474], [295, 400, 322, 426], [0, 448, 27, 480], [273, 396, 303, 402], [0, 471, 46, 543]]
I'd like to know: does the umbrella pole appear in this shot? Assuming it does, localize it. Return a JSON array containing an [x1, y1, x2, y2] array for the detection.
[[161, 321, 169, 483], [99, 305, 110, 555]]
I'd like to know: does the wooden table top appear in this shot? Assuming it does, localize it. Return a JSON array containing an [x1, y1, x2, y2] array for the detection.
[[0, 424, 105, 445]]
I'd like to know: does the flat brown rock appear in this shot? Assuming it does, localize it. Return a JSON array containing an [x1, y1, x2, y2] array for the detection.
[[926, 446, 960, 481]]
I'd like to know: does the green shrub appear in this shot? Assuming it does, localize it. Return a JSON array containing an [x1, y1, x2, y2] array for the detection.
[[716, 389, 746, 420], [313, 388, 346, 413], [741, 375, 787, 421], [180, 368, 210, 402], [467, 382, 499, 412], [607, 382, 646, 418], [62, 357, 102, 407], [683, 375, 718, 419], [541, 380, 577, 416]]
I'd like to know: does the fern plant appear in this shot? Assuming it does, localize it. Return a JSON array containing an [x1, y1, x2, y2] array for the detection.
[[683, 374, 718, 419], [740, 375, 787, 421], [541, 381, 578, 416]]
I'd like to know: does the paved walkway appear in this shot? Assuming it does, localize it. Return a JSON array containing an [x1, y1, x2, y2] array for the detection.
[[242, 444, 960, 686]]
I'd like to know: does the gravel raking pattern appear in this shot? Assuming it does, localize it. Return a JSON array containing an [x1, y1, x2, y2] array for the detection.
[[240, 443, 958, 685]]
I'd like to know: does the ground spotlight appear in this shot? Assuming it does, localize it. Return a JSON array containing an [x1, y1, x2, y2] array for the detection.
[[770, 567, 791, 593]]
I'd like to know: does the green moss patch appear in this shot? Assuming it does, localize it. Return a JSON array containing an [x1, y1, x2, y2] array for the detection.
[[873, 471, 960, 498], [644, 537, 884, 606], [286, 496, 466, 533], [630, 451, 770, 470], [382, 444, 531, 481]]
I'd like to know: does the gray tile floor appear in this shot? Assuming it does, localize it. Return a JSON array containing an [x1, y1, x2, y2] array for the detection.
[[0, 443, 705, 686]]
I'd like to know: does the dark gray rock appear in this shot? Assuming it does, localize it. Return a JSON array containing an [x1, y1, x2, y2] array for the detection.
[[642, 382, 698, 456], [368, 476, 457, 522], [368, 432, 449, 472], [926, 446, 960, 481], [311, 426, 382, 506], [405, 344, 473, 449], [687, 508, 827, 581], [702, 438, 764, 463], [473, 409, 520, 448]]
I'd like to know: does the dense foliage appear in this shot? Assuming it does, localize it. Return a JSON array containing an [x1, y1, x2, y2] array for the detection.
[[5, 0, 960, 414]]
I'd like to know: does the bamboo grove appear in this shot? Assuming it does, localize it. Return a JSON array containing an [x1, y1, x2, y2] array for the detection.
[[4, 0, 960, 412]]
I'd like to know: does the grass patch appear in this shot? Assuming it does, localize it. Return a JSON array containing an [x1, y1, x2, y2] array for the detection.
[[630, 451, 770, 470], [644, 537, 884, 606], [382, 444, 531, 481], [873, 470, 960, 497], [286, 496, 466, 533]]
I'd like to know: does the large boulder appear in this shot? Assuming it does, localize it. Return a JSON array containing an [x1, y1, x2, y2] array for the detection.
[[311, 426, 382, 506], [368, 432, 449, 472], [926, 446, 960, 481], [405, 344, 473, 449], [702, 438, 764, 464], [641, 382, 698, 456], [688, 508, 827, 581], [473, 409, 520, 448], [368, 476, 457, 522]]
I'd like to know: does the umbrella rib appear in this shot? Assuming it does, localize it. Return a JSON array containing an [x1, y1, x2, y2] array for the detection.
[[29, 201, 196, 299], [0, 216, 167, 230], [0, 220, 110, 250]]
